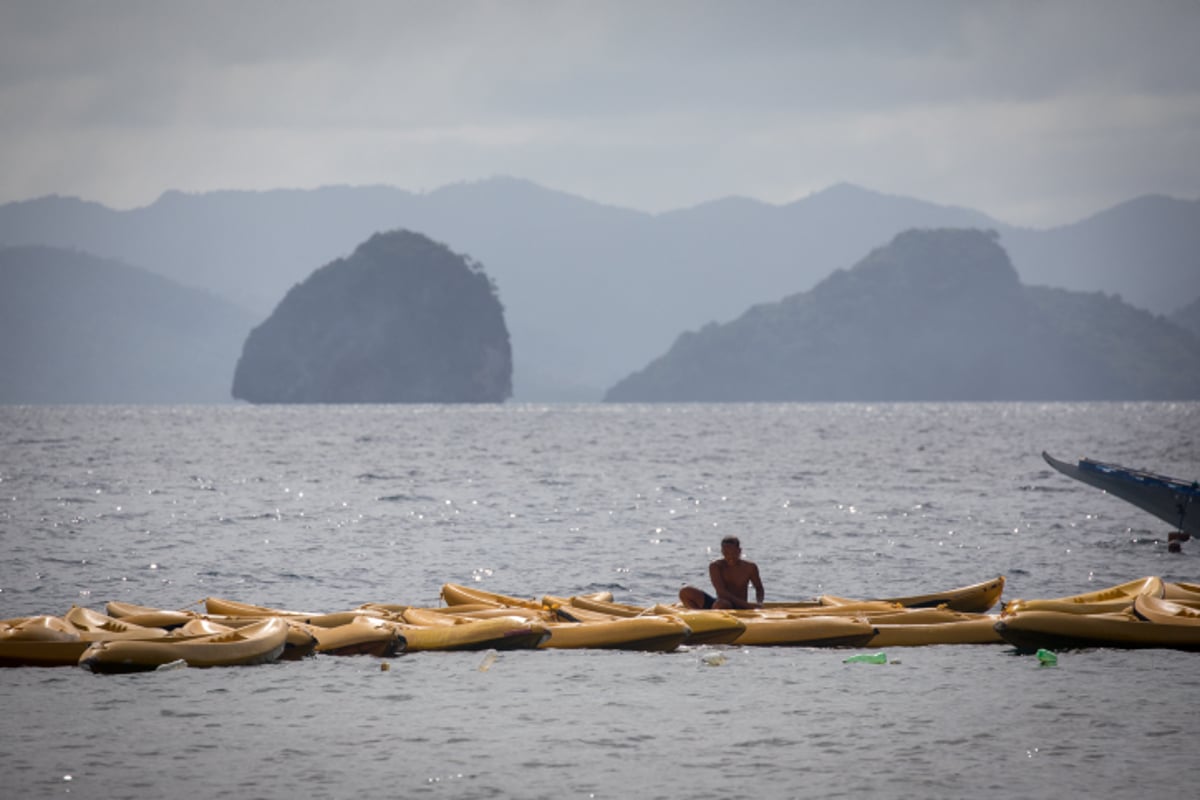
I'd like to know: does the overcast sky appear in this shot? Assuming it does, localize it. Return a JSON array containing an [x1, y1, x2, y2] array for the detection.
[[1, 0, 1197, 227]]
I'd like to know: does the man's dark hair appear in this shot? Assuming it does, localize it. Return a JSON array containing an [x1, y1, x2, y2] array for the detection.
[[721, 535, 741, 548]]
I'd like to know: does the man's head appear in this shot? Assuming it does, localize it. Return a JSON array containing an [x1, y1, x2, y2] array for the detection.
[[720, 535, 741, 559]]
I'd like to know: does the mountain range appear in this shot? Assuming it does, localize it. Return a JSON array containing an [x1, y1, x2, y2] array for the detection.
[[1, 179, 1197, 401], [606, 229, 1200, 402], [0, 246, 254, 403]]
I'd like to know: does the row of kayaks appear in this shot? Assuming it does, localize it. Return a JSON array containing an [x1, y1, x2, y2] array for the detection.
[[439, 579, 1010, 649], [4, 574, 1200, 671], [0, 576, 1004, 670]]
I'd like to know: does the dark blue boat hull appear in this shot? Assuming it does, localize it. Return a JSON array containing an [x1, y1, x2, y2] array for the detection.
[[1043, 451, 1200, 537]]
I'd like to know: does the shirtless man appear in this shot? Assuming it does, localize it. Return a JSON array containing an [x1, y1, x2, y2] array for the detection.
[[679, 535, 764, 609]]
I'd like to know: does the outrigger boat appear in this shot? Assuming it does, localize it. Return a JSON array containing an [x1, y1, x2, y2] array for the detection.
[[1043, 452, 1200, 537]]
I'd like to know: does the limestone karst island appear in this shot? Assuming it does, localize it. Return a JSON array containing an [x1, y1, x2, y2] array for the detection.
[[232, 230, 512, 403]]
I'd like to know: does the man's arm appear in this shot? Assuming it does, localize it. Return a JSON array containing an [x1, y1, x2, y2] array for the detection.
[[750, 563, 764, 606]]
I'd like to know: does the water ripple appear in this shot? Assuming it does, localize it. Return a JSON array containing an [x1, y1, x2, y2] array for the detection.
[[2, 403, 1198, 800]]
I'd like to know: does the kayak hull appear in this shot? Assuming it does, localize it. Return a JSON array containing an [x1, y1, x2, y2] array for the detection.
[[79, 617, 290, 673], [868, 616, 1003, 647], [1005, 576, 1163, 614], [995, 610, 1200, 652], [764, 576, 1006, 614], [1, 616, 88, 667], [0, 640, 90, 668], [396, 617, 550, 651], [874, 576, 1006, 613], [540, 617, 690, 652], [734, 616, 876, 647], [306, 617, 405, 657]]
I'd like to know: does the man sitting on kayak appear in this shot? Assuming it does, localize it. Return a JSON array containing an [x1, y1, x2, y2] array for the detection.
[[679, 535, 764, 609]]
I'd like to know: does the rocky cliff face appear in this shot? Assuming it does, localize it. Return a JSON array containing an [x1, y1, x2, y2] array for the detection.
[[232, 231, 511, 403], [605, 229, 1200, 402]]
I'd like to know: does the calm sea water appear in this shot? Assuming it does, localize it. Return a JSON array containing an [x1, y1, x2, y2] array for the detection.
[[2, 402, 1198, 799]]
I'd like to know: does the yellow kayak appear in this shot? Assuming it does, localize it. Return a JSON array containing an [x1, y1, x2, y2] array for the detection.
[[532, 599, 745, 646], [204, 597, 386, 628], [302, 616, 404, 657], [547, 604, 625, 624], [867, 615, 1003, 647], [862, 607, 982, 625], [545, 594, 643, 618], [764, 597, 893, 612], [64, 606, 172, 641], [405, 606, 556, 626], [651, 609, 746, 645], [105, 601, 198, 629], [403, 607, 477, 627], [1004, 576, 1164, 614], [1, 616, 90, 667], [358, 602, 499, 617], [393, 616, 550, 651], [438, 607, 556, 624], [1131, 594, 1200, 625], [2, 612, 180, 667], [875, 576, 1006, 613], [440, 583, 544, 609], [762, 602, 903, 618], [204, 596, 321, 617], [995, 609, 1200, 652], [734, 615, 876, 647], [539, 616, 690, 651], [177, 618, 318, 660], [79, 617, 290, 672], [763, 576, 1006, 614], [1162, 582, 1200, 605]]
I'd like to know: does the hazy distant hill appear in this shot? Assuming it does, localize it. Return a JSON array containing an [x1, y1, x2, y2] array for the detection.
[[1025, 286, 1200, 399], [1170, 297, 1200, 339], [1001, 195, 1200, 318], [233, 231, 511, 403], [1, 180, 1196, 400], [0, 246, 255, 403], [605, 229, 1200, 402]]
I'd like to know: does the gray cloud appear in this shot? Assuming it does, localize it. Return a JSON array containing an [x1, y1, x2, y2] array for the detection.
[[1, 0, 1197, 226]]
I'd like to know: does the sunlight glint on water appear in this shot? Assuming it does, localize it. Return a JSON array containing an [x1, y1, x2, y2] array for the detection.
[[1, 402, 1197, 799]]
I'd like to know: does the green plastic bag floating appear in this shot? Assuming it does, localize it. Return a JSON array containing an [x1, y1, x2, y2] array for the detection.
[[844, 652, 887, 664], [1036, 648, 1058, 667]]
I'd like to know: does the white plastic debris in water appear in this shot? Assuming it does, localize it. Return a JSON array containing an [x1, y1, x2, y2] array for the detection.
[[155, 658, 188, 671], [477, 649, 498, 672], [701, 652, 727, 667]]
